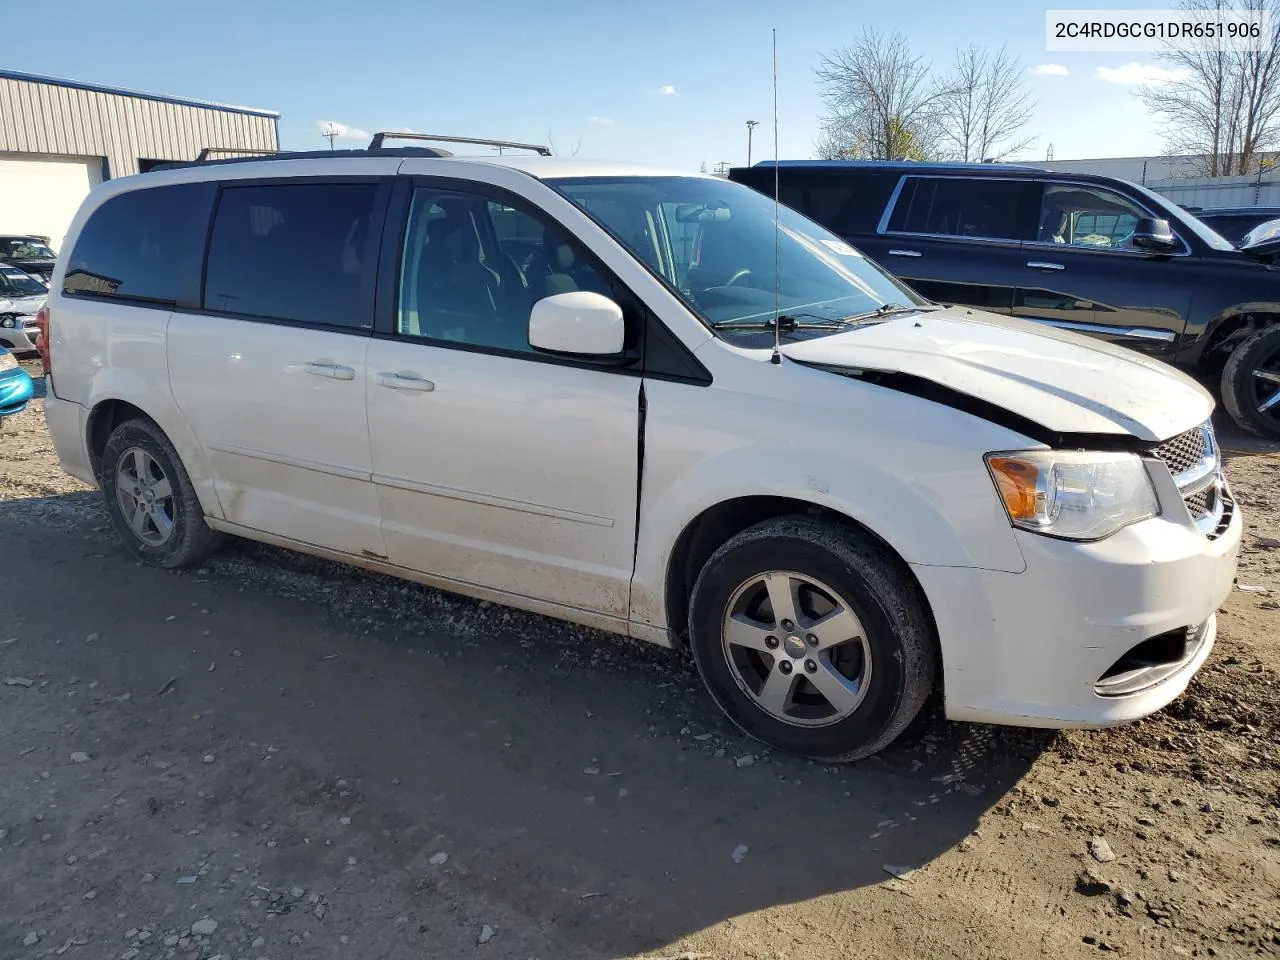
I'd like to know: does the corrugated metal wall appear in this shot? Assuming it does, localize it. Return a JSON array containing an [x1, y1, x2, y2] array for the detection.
[[0, 74, 278, 178], [1147, 173, 1280, 210]]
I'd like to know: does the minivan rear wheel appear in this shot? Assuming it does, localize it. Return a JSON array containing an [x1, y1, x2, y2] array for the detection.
[[1221, 325, 1280, 440], [687, 516, 936, 761], [101, 418, 221, 568]]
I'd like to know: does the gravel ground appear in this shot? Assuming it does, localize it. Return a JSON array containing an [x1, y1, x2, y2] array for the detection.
[[1, 364, 1277, 959]]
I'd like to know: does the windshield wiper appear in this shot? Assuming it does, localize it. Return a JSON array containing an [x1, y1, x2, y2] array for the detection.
[[711, 303, 939, 332]]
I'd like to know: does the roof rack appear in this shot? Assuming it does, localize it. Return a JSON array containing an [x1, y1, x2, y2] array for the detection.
[[195, 146, 280, 161], [368, 131, 552, 156]]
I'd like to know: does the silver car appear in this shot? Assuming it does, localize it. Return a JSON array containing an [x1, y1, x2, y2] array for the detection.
[[0, 263, 47, 354]]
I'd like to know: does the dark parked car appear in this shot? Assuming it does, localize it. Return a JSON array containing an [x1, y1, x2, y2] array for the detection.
[[0, 235, 57, 283], [1181, 205, 1280, 245], [728, 160, 1280, 438]]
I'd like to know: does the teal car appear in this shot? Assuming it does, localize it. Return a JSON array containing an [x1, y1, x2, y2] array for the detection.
[[0, 348, 34, 429]]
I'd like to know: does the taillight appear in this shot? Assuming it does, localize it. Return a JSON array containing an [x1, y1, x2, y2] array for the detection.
[[33, 305, 50, 375]]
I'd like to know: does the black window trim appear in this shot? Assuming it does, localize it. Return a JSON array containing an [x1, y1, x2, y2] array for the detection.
[[179, 174, 394, 336], [876, 173, 1036, 246], [60, 180, 218, 312], [1022, 178, 1192, 258], [372, 174, 712, 386]]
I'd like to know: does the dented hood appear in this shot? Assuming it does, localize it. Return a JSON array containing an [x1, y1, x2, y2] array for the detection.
[[779, 308, 1212, 442]]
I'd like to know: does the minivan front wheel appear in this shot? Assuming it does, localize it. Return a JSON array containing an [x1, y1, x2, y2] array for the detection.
[[1221, 325, 1280, 440], [688, 516, 936, 761], [101, 418, 221, 568]]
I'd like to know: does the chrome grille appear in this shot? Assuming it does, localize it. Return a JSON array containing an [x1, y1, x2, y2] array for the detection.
[[1152, 427, 1206, 477], [1150, 421, 1228, 539]]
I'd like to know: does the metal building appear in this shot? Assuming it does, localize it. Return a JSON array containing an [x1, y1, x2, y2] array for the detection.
[[0, 69, 278, 247]]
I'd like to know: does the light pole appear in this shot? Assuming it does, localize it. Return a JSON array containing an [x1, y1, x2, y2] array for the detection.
[[746, 120, 759, 166]]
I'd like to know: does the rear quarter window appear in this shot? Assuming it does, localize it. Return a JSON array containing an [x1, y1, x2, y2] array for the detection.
[[63, 183, 215, 305]]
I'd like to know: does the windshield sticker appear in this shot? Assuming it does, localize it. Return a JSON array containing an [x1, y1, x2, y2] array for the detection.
[[820, 239, 862, 257]]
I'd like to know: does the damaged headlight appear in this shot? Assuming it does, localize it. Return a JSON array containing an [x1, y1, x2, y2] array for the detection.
[[985, 450, 1158, 541]]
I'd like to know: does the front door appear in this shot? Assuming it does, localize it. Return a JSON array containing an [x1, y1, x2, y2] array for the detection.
[[168, 178, 389, 556], [365, 181, 640, 618], [1013, 181, 1192, 354]]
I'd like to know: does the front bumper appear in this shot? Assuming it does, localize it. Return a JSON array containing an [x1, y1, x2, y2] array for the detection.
[[913, 500, 1242, 728], [0, 319, 40, 353]]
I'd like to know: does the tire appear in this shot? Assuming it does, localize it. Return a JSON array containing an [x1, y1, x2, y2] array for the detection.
[[1221, 325, 1280, 439], [687, 515, 937, 762], [101, 418, 222, 568]]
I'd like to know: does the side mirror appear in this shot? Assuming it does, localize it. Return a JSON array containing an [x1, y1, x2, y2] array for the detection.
[[1131, 217, 1179, 253], [529, 291, 625, 357]]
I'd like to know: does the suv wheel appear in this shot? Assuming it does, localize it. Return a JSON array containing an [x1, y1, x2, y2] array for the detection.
[[1221, 325, 1280, 439], [101, 418, 221, 568], [687, 516, 936, 761]]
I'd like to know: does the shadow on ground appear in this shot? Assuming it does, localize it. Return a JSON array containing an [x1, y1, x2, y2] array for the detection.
[[0, 492, 1046, 957]]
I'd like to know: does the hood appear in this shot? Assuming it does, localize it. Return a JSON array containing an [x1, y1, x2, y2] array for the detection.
[[1238, 230, 1280, 260], [0, 294, 46, 315], [779, 308, 1212, 442]]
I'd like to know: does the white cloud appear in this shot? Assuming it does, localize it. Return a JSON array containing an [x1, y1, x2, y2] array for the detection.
[[316, 120, 371, 140], [645, 84, 678, 97], [1095, 63, 1190, 86], [588, 115, 615, 125], [1029, 63, 1069, 77]]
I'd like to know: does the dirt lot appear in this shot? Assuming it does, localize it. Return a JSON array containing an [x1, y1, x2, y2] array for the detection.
[[1, 363, 1277, 960]]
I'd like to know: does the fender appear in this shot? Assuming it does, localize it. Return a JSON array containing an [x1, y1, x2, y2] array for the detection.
[[1182, 299, 1280, 364], [630, 374, 1036, 632], [80, 365, 224, 522]]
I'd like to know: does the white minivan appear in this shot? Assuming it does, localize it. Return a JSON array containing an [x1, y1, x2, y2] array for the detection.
[[36, 136, 1242, 760]]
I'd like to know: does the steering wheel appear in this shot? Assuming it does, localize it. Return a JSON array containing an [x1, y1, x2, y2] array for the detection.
[[726, 268, 753, 286]]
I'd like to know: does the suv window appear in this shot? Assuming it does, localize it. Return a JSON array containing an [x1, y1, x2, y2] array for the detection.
[[63, 184, 212, 304], [887, 176, 1027, 240], [203, 182, 380, 328], [1036, 183, 1149, 250], [399, 187, 612, 353]]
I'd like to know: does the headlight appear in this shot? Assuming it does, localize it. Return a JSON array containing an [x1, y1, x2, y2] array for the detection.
[[986, 450, 1158, 541], [0, 351, 17, 371]]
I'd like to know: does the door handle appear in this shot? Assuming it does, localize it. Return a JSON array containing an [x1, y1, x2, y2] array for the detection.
[[376, 371, 435, 392], [888, 249, 922, 258], [1026, 261, 1065, 271], [304, 361, 356, 380]]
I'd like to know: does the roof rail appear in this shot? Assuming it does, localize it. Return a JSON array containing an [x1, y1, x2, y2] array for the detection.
[[195, 146, 280, 161], [368, 131, 552, 156]]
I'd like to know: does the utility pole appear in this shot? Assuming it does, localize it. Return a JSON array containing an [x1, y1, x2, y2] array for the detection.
[[322, 127, 338, 150], [746, 120, 759, 166]]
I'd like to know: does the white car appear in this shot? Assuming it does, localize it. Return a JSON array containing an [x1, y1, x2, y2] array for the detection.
[[36, 137, 1242, 760], [0, 263, 48, 354]]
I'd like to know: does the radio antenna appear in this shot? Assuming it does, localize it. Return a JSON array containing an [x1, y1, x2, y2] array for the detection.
[[770, 27, 782, 365]]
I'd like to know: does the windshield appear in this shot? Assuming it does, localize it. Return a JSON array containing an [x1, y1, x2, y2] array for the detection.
[[0, 238, 57, 260], [547, 175, 923, 331], [0, 264, 47, 297]]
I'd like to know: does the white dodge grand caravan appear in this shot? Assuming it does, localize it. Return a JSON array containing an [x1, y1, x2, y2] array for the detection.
[[37, 135, 1242, 760]]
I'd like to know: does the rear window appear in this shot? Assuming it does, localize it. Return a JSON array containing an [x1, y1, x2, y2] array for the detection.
[[63, 183, 213, 304], [202, 183, 380, 328], [731, 168, 898, 236], [887, 176, 1027, 240]]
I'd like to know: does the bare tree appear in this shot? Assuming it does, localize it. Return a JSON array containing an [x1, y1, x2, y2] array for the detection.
[[815, 30, 946, 160], [1140, 0, 1280, 175], [937, 45, 1036, 161], [546, 131, 581, 158]]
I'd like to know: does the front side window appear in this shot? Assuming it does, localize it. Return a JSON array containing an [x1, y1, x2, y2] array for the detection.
[[203, 182, 379, 328], [398, 187, 612, 353], [550, 175, 920, 331], [1037, 184, 1148, 250], [63, 184, 211, 303], [887, 177, 1027, 240]]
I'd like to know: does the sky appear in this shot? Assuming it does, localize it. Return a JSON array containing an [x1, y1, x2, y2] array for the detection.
[[5, 0, 1193, 170]]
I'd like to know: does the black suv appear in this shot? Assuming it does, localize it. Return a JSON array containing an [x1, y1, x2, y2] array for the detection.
[[729, 161, 1280, 439], [1182, 205, 1280, 245]]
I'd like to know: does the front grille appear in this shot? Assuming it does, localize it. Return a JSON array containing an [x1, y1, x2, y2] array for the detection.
[[1150, 422, 1229, 539], [1152, 426, 1206, 476]]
